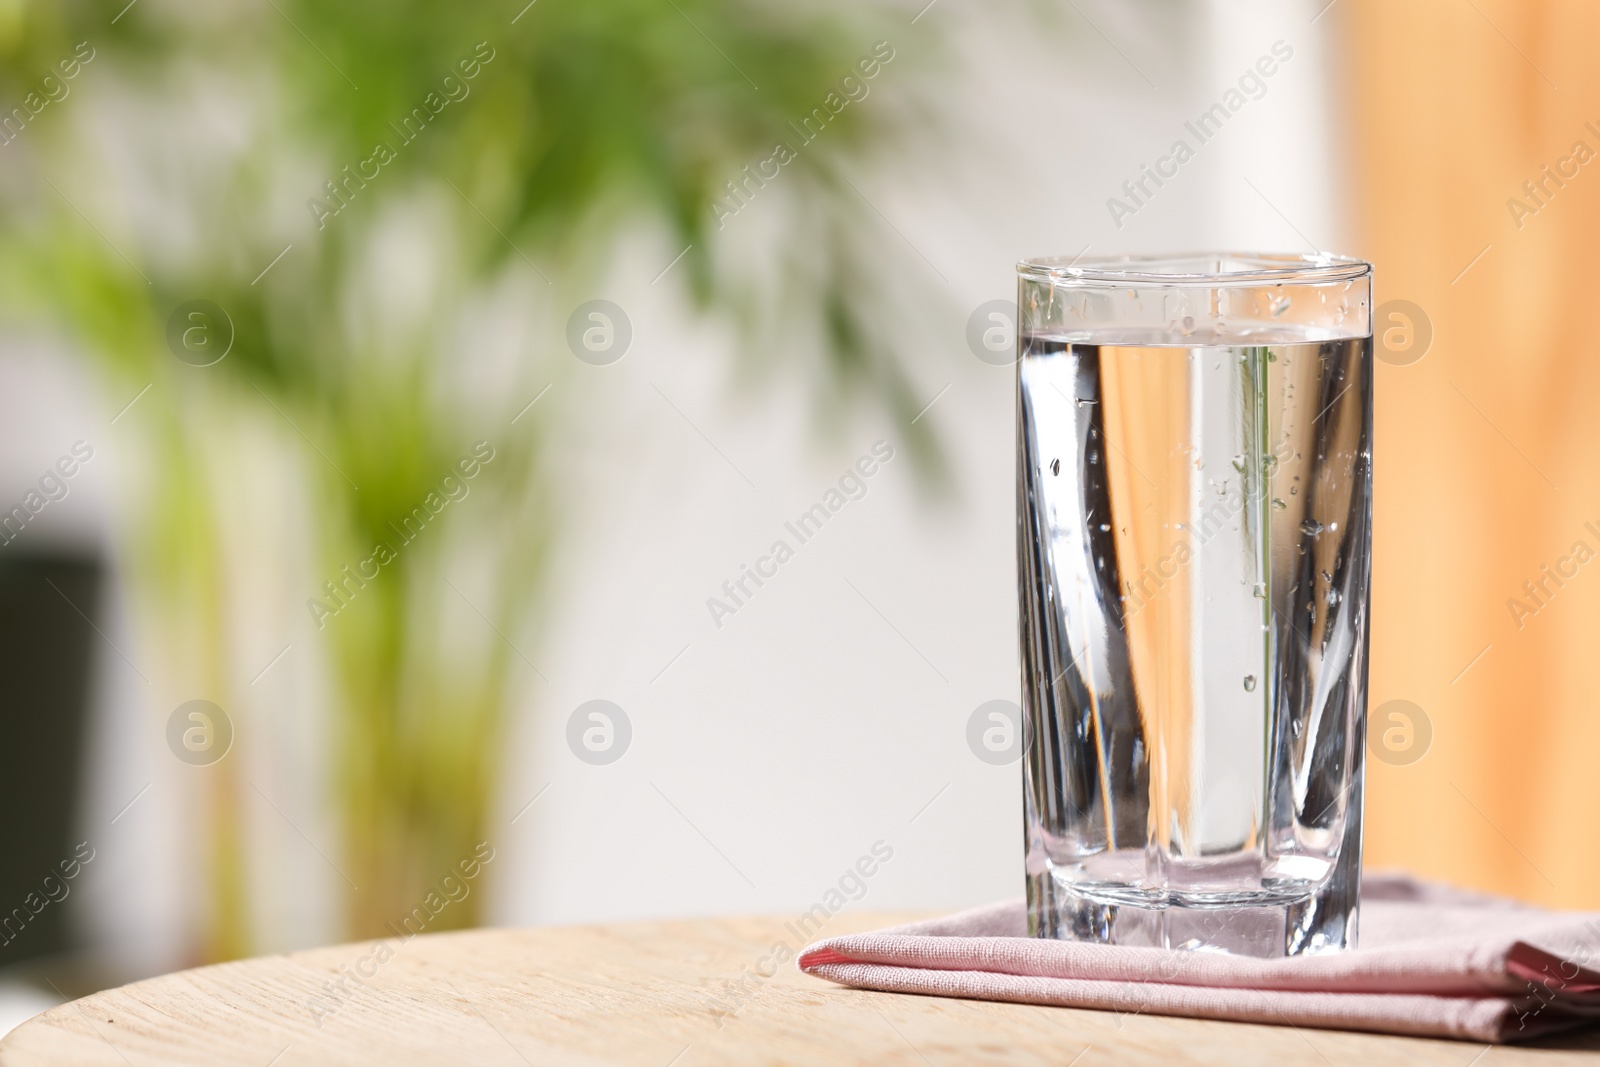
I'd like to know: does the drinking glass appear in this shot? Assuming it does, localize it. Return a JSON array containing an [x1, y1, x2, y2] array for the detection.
[[1016, 252, 1373, 957]]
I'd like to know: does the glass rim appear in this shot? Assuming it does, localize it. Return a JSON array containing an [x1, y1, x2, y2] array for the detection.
[[1016, 251, 1371, 287]]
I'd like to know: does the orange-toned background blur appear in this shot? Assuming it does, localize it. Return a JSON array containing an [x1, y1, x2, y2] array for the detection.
[[1350, 0, 1600, 907]]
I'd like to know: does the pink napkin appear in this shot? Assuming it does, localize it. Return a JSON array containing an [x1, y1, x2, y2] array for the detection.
[[797, 874, 1600, 1042]]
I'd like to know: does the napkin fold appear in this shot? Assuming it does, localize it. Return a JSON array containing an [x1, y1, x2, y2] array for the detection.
[[797, 874, 1600, 1042]]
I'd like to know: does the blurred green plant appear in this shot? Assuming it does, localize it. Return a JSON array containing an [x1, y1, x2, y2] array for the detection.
[[0, 0, 950, 955]]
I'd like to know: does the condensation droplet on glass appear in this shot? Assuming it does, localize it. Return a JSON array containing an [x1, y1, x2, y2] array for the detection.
[[1300, 519, 1325, 536], [1327, 588, 1342, 606], [1252, 583, 1266, 599], [1289, 486, 1298, 495], [1271, 498, 1287, 510], [1320, 570, 1333, 583], [1269, 295, 1292, 317], [1050, 457, 1060, 476], [1231, 455, 1246, 474], [1099, 523, 1110, 532], [1243, 675, 1257, 692]]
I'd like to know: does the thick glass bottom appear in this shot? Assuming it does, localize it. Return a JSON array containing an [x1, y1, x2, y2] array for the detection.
[[1027, 863, 1359, 958]]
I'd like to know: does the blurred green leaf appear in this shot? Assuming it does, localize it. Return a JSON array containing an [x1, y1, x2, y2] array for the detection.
[[0, 0, 963, 954]]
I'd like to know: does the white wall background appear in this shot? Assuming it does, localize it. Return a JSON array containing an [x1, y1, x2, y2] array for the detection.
[[489, 0, 1343, 928], [0, 0, 1344, 996]]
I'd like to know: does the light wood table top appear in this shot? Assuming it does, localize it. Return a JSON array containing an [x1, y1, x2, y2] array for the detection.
[[3, 911, 1599, 1066]]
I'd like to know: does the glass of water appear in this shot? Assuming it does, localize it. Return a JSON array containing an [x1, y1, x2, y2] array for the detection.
[[1016, 253, 1373, 957]]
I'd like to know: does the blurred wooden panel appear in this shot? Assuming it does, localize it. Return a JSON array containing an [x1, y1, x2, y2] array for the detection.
[[1346, 0, 1600, 905]]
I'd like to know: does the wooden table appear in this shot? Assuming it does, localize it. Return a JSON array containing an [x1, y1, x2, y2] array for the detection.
[[4, 912, 1599, 1066]]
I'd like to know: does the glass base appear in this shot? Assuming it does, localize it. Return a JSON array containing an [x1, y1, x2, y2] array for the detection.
[[1026, 863, 1360, 958]]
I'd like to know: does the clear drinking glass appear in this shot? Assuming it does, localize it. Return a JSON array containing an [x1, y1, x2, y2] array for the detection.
[[1017, 252, 1373, 957]]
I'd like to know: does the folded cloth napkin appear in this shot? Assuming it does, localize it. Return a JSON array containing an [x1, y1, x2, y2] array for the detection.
[[797, 874, 1600, 1042]]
